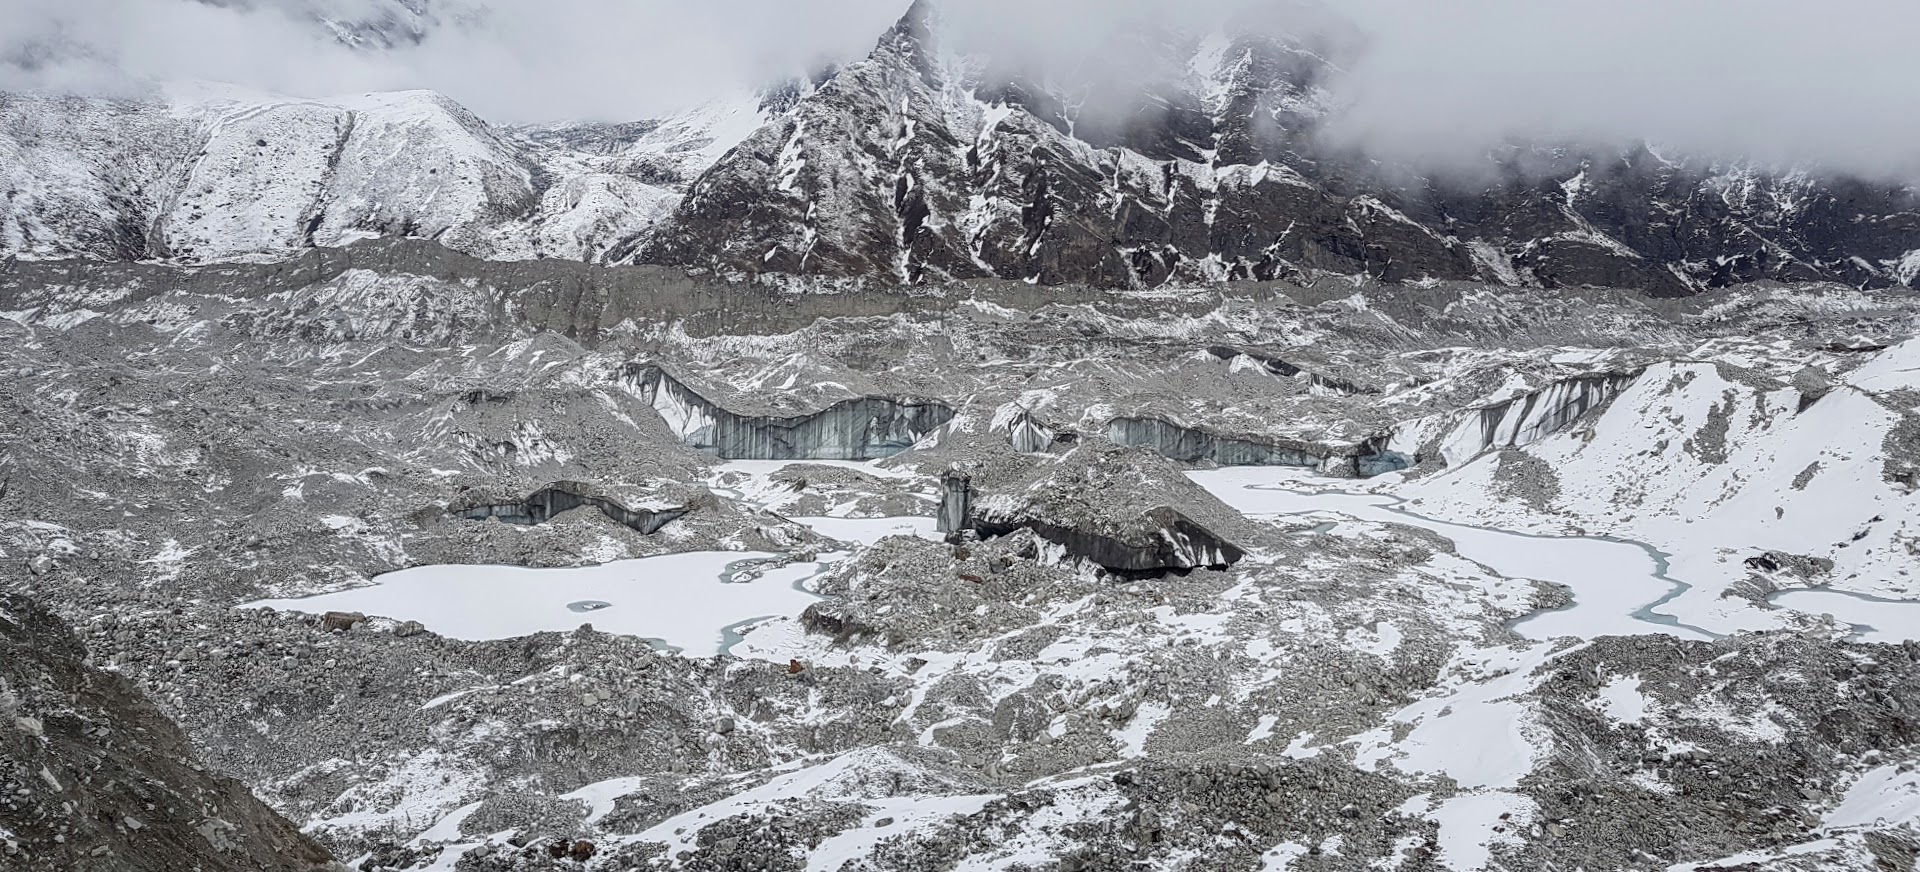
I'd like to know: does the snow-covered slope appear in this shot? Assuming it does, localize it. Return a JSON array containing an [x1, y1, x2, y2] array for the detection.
[[1400, 337, 1920, 637], [147, 88, 536, 260], [512, 87, 803, 262], [0, 84, 780, 264], [1, 87, 537, 261], [0, 92, 200, 259]]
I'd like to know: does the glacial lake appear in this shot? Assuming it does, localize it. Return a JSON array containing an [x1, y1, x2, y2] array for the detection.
[[244, 496, 938, 656]]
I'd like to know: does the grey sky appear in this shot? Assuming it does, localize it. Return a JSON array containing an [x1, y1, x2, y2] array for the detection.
[[1327, 0, 1920, 178], [0, 0, 908, 120], [3, 0, 1916, 178]]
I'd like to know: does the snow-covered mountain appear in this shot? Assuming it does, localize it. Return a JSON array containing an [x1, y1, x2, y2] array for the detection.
[[6, 1, 1919, 294], [0, 82, 789, 264], [635, 1, 1920, 293]]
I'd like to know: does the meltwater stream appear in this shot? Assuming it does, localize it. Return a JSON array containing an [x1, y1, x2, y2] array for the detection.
[[1190, 467, 1920, 643], [1187, 468, 1721, 641]]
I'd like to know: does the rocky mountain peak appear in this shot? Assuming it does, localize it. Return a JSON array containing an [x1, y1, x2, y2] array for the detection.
[[618, 1, 1920, 293], [2, 0, 1916, 296]]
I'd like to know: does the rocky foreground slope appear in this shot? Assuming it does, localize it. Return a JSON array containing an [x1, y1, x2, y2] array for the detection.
[[0, 594, 345, 872], [1, 241, 1919, 869]]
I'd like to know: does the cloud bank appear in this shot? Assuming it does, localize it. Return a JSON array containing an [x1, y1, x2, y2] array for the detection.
[[0, 0, 908, 121], [3, 0, 1917, 178], [1325, 0, 1920, 178]]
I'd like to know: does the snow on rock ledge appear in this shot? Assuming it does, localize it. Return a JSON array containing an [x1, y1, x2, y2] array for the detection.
[[1439, 372, 1639, 467]]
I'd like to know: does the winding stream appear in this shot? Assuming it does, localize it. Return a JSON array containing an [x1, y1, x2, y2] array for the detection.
[[1187, 467, 1919, 643]]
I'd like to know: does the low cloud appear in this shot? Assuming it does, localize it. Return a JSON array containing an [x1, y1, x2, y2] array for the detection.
[[0, 0, 908, 121], [3, 0, 1917, 178], [1324, 0, 1920, 179]]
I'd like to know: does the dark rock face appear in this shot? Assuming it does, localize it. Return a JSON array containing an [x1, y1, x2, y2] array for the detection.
[[628, 366, 954, 461], [0, 594, 342, 872], [970, 507, 1246, 577], [1469, 372, 1639, 454], [1107, 417, 1409, 478], [630, 4, 1920, 294], [936, 471, 971, 538], [450, 481, 692, 534], [940, 449, 1249, 575]]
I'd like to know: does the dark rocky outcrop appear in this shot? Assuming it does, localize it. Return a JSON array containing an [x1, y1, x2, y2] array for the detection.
[[627, 366, 953, 461], [1107, 418, 1410, 478], [969, 507, 1245, 577], [939, 446, 1254, 576], [0, 594, 343, 872], [449, 481, 693, 534]]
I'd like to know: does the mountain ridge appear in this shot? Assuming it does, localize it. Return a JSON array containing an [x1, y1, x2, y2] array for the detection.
[[3, 2, 1918, 296]]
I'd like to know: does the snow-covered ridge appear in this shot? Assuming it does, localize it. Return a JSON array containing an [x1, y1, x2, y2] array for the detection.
[[0, 84, 779, 265], [7, 0, 1920, 293]]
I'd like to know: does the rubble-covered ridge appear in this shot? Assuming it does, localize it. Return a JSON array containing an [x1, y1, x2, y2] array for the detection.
[[447, 480, 704, 535], [954, 443, 1269, 574], [0, 594, 346, 872], [3, 259, 1920, 869]]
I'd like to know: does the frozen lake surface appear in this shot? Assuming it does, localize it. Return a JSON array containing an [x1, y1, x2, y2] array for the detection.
[[251, 459, 1915, 657], [248, 460, 942, 656], [793, 515, 939, 546], [1770, 589, 1920, 642], [246, 552, 831, 655]]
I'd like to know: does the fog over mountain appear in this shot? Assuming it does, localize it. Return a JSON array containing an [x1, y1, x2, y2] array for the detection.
[[0, 0, 906, 121], [4, 0, 1919, 177]]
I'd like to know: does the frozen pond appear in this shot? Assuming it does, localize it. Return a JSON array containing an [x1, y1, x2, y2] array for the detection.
[[1770, 590, 1920, 642], [247, 552, 832, 656], [1189, 467, 1715, 641], [793, 516, 939, 546], [248, 457, 943, 656]]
